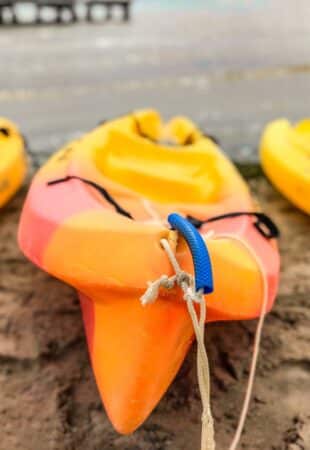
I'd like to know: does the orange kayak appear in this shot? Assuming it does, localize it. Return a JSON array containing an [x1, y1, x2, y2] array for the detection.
[[18, 110, 280, 434]]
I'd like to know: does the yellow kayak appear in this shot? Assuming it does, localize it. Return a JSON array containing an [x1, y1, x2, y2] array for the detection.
[[0, 118, 27, 208], [260, 119, 310, 214]]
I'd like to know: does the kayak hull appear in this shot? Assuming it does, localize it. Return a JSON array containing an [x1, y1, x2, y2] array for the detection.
[[19, 110, 280, 433]]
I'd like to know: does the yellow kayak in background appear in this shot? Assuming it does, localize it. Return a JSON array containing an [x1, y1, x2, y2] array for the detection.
[[0, 118, 27, 208], [260, 119, 310, 214]]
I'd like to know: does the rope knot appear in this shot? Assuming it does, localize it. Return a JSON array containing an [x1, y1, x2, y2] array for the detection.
[[140, 237, 215, 450], [140, 274, 175, 306], [176, 271, 192, 288], [139, 216, 268, 450], [183, 286, 204, 304]]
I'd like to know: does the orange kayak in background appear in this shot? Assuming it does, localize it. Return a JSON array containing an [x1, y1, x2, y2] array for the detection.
[[18, 109, 280, 434]]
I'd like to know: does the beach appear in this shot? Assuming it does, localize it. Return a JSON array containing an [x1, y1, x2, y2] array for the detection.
[[1, 2, 310, 449], [1, 174, 310, 450], [1, 0, 310, 161]]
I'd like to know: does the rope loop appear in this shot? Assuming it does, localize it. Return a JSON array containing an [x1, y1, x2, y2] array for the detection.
[[141, 236, 216, 450], [140, 198, 269, 450]]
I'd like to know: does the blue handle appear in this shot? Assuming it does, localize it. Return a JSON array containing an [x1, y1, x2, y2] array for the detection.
[[168, 213, 213, 294]]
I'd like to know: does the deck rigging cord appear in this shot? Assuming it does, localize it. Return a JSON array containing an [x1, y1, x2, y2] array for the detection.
[[140, 209, 269, 450]]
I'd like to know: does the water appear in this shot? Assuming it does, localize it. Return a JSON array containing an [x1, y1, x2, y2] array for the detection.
[[135, 0, 267, 12], [2, 0, 309, 162]]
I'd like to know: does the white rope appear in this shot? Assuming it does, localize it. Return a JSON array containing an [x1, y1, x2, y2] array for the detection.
[[141, 198, 167, 226], [142, 237, 216, 450], [210, 234, 268, 450], [140, 230, 269, 450]]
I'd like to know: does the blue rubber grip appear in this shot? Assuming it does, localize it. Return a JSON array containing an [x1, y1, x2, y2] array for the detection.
[[168, 213, 214, 294]]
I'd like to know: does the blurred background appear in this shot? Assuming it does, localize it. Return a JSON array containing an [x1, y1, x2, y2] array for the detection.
[[1, 0, 310, 162], [1, 3, 310, 450]]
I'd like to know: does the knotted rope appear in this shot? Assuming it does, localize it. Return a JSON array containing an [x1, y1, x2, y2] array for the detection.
[[141, 234, 216, 450], [140, 231, 268, 450]]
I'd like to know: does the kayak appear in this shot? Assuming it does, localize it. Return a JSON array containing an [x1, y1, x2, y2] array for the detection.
[[0, 118, 27, 208], [260, 119, 310, 214], [18, 109, 280, 435]]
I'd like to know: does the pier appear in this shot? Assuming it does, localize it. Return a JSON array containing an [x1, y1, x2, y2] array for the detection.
[[0, 0, 131, 24]]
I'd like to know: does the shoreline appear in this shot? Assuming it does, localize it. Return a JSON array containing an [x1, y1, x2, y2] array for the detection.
[[1, 1, 310, 162]]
